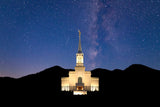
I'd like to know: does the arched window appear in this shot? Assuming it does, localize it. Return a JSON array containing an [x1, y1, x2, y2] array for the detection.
[[78, 77, 82, 83]]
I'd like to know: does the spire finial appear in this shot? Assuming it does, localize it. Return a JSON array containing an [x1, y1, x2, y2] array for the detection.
[[78, 30, 82, 53], [78, 29, 81, 37]]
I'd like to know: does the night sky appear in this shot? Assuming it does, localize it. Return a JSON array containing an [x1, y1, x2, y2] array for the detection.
[[0, 0, 160, 77]]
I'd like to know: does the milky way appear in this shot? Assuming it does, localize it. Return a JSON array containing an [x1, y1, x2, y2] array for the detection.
[[84, 0, 160, 70]]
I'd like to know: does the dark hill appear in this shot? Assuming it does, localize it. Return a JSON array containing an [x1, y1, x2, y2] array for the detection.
[[0, 64, 160, 100], [124, 64, 159, 72], [17, 66, 74, 96]]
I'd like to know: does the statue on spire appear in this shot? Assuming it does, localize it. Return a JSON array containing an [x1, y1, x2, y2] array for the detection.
[[78, 29, 81, 37]]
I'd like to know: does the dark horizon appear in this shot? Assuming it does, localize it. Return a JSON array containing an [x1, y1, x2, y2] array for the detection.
[[0, 64, 160, 78]]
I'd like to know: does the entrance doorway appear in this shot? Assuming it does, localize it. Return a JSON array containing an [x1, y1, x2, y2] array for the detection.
[[76, 77, 84, 91], [77, 86, 83, 91]]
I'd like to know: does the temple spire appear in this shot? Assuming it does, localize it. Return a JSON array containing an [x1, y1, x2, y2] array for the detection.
[[78, 30, 82, 53]]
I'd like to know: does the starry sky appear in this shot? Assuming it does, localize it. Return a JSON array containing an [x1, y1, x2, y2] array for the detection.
[[0, 0, 160, 77]]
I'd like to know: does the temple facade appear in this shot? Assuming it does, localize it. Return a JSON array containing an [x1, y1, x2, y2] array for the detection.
[[61, 30, 99, 95]]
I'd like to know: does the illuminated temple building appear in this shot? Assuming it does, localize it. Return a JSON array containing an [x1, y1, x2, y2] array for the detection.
[[61, 30, 99, 95]]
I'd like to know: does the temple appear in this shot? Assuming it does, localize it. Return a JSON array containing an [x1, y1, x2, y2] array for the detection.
[[61, 30, 99, 95]]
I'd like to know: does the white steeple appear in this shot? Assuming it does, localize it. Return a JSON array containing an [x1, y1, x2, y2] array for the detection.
[[76, 30, 84, 66]]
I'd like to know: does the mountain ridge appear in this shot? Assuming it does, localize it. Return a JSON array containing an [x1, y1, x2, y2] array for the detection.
[[0, 64, 160, 97], [1, 64, 159, 80]]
